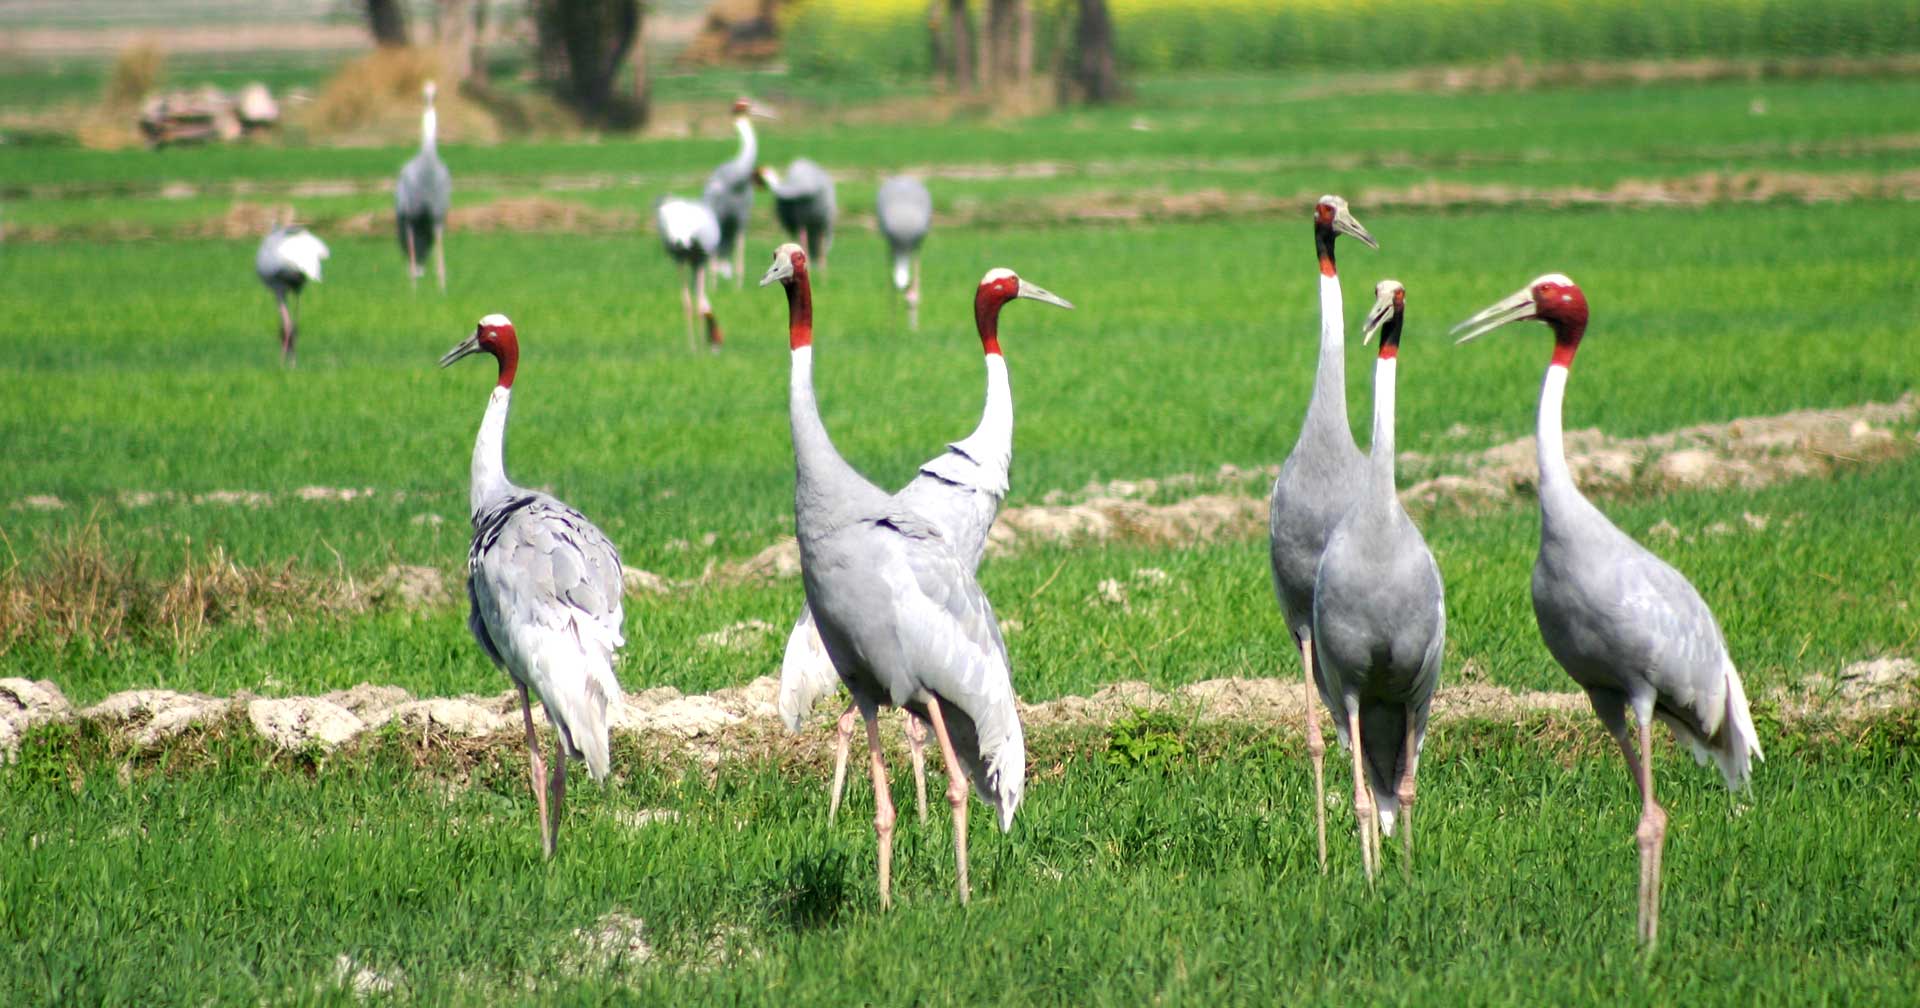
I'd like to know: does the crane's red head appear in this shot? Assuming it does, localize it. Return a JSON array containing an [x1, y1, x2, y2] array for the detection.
[[1313, 194, 1378, 277], [1451, 273, 1589, 367], [759, 243, 812, 350], [438, 313, 519, 388], [731, 97, 751, 116], [974, 267, 1074, 357]]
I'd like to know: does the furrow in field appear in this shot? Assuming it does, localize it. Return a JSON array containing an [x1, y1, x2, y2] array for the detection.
[[3, 657, 1913, 766], [15, 165, 1920, 242], [9, 129, 1920, 204]]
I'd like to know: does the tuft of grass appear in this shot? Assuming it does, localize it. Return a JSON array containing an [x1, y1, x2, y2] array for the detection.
[[99, 42, 164, 112]]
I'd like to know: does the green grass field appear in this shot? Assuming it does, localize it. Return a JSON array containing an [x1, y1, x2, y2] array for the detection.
[[3, 64, 1919, 1003]]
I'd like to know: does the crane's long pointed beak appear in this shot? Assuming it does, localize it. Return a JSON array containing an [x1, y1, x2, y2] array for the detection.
[[1016, 279, 1074, 310], [1362, 294, 1397, 345], [1451, 285, 1539, 344], [749, 105, 777, 120], [438, 332, 481, 367], [758, 260, 790, 288], [1334, 207, 1379, 250]]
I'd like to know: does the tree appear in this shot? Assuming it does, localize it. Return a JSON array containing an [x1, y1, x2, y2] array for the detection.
[[1058, 0, 1126, 105], [943, 0, 977, 92], [365, 0, 410, 47], [534, 0, 647, 126], [436, 0, 479, 86]]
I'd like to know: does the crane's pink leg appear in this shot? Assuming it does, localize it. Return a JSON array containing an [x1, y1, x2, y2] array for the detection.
[[679, 269, 696, 351], [920, 699, 972, 903], [733, 228, 746, 289], [405, 229, 419, 289], [277, 296, 295, 365], [433, 225, 447, 292], [547, 734, 568, 858], [862, 712, 896, 910], [1302, 637, 1328, 873], [904, 710, 928, 825], [1630, 717, 1668, 948], [906, 256, 921, 331], [827, 703, 856, 825], [1346, 705, 1376, 885], [696, 263, 720, 349], [1396, 717, 1421, 881], [517, 684, 553, 859]]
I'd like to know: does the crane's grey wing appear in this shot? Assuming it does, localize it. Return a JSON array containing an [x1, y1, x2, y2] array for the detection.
[[469, 493, 627, 660], [869, 511, 1024, 826], [876, 176, 931, 249], [1606, 544, 1732, 738], [893, 465, 1000, 572]]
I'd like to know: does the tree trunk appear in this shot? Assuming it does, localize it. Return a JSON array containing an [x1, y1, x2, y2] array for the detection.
[[946, 0, 976, 93], [1014, 0, 1033, 86], [365, 0, 409, 47], [1059, 0, 1126, 105], [986, 0, 1018, 88], [436, 0, 477, 86], [533, 0, 646, 126]]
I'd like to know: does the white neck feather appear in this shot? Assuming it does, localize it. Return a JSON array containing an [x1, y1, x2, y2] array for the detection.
[[470, 385, 512, 517], [951, 353, 1013, 485], [1537, 364, 1573, 495], [733, 117, 756, 171], [421, 107, 438, 152], [1306, 272, 1349, 427], [1370, 356, 1397, 492]]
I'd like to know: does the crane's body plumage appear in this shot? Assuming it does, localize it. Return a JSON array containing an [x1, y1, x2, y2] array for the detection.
[[255, 224, 328, 364], [763, 159, 837, 266], [466, 483, 626, 781], [1531, 367, 1759, 790], [394, 85, 451, 288], [443, 316, 625, 857]]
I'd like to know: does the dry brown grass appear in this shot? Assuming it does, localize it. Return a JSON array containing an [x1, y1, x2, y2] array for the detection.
[[0, 519, 337, 657], [100, 41, 164, 112]]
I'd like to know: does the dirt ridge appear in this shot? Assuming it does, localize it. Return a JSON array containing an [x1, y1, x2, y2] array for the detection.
[[4, 658, 1913, 765]]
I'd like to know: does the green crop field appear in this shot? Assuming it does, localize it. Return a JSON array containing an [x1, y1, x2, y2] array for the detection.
[[3, 59, 1918, 1005]]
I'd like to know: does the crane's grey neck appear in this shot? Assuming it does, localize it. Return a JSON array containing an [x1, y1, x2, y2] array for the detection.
[[950, 353, 1013, 483], [1536, 364, 1577, 505], [470, 386, 516, 518], [421, 106, 438, 154], [1368, 355, 1397, 495], [1303, 272, 1350, 437], [789, 346, 864, 514], [731, 116, 756, 173]]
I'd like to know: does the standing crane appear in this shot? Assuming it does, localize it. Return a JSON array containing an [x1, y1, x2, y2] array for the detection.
[[254, 223, 328, 366], [778, 265, 1071, 827], [875, 176, 933, 329], [440, 314, 628, 859], [655, 196, 724, 351], [1268, 194, 1378, 872], [395, 81, 452, 291], [702, 98, 772, 287], [762, 243, 1026, 909], [1453, 273, 1763, 947], [1311, 280, 1444, 884], [756, 159, 836, 271]]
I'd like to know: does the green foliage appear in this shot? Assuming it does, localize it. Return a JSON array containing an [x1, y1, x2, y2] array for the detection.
[[1105, 707, 1187, 770], [781, 0, 1920, 81]]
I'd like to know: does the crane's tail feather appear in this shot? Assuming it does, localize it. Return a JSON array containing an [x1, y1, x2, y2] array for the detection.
[[1658, 658, 1762, 791], [1359, 704, 1407, 834], [536, 636, 622, 783], [777, 612, 842, 733], [891, 254, 911, 292], [1713, 658, 1763, 790]]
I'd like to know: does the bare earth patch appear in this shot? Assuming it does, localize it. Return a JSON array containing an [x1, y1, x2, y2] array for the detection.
[[24, 658, 1914, 767]]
